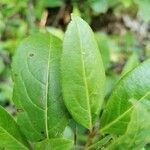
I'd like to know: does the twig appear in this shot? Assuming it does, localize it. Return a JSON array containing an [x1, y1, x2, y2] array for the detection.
[[52, 4, 66, 27], [39, 10, 48, 28], [84, 127, 97, 150]]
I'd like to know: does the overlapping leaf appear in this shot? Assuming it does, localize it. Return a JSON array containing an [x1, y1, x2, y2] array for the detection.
[[12, 33, 69, 141], [120, 52, 139, 78], [35, 138, 73, 150], [61, 16, 106, 129], [108, 99, 150, 150], [0, 105, 29, 150], [100, 59, 150, 135]]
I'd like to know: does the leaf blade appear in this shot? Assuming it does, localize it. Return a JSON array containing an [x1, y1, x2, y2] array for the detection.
[[12, 33, 69, 141], [61, 16, 106, 129], [0, 105, 29, 150], [100, 59, 150, 135], [108, 99, 150, 150], [35, 138, 73, 150], [120, 52, 139, 78]]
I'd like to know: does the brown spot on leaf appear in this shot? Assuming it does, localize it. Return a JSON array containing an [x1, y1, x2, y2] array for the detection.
[[17, 108, 24, 112], [29, 53, 34, 57]]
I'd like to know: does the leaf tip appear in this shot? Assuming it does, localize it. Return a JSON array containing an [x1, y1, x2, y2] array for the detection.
[[70, 13, 81, 21]]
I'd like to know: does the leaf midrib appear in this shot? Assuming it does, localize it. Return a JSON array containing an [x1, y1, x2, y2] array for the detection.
[[100, 91, 150, 133], [45, 35, 51, 138], [74, 19, 92, 129]]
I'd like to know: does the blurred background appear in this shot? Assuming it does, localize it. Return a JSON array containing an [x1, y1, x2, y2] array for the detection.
[[0, 0, 150, 115]]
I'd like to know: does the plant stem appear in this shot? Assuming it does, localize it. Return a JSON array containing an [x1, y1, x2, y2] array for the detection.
[[84, 127, 97, 150]]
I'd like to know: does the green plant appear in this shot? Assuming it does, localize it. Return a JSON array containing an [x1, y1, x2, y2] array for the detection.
[[0, 15, 149, 150]]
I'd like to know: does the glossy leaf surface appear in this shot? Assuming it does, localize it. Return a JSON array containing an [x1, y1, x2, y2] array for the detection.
[[108, 99, 150, 150], [35, 138, 73, 150], [0, 105, 29, 150], [100, 59, 150, 135], [120, 52, 139, 78], [95, 32, 110, 69], [61, 16, 106, 129], [12, 33, 69, 141]]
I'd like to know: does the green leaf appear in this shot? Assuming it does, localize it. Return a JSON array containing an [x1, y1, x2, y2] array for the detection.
[[0, 57, 5, 75], [0, 81, 12, 104], [0, 105, 29, 150], [47, 27, 64, 40], [136, 0, 150, 22], [73, 4, 81, 17], [88, 135, 112, 150], [35, 138, 73, 150], [90, 0, 109, 14], [120, 0, 133, 8], [15, 112, 44, 142], [108, 99, 150, 150], [100, 59, 150, 135], [61, 16, 106, 130], [145, 146, 150, 150], [44, 0, 64, 7], [34, 0, 64, 18], [120, 52, 139, 78], [12, 33, 69, 141], [95, 32, 110, 69]]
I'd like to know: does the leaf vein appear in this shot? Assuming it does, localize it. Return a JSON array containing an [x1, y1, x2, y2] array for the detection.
[[20, 74, 44, 111], [101, 91, 150, 133], [74, 19, 92, 129]]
